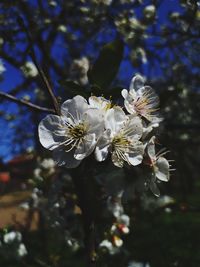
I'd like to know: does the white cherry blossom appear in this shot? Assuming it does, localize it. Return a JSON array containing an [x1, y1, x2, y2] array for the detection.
[[88, 95, 113, 114], [95, 108, 144, 167], [146, 136, 170, 182], [122, 75, 161, 122], [39, 95, 104, 168]]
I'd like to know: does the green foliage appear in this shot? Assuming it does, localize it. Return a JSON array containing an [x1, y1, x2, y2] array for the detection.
[[87, 39, 124, 92], [59, 80, 89, 98]]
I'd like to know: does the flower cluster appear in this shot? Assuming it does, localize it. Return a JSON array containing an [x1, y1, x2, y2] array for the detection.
[[39, 74, 172, 195], [99, 194, 130, 254], [0, 231, 27, 259]]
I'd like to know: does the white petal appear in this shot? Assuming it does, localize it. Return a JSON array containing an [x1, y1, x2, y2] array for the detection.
[[137, 85, 159, 107], [121, 89, 128, 99], [149, 179, 160, 197], [142, 121, 160, 139], [74, 133, 96, 160], [125, 115, 143, 140], [127, 142, 144, 166], [95, 145, 109, 162], [38, 115, 65, 150], [147, 136, 156, 159], [112, 152, 124, 168], [129, 74, 144, 91], [105, 108, 127, 133], [53, 147, 81, 168], [61, 95, 88, 121], [155, 157, 170, 182], [83, 108, 104, 138], [95, 134, 110, 161], [124, 100, 137, 115], [88, 96, 101, 109], [88, 96, 110, 110]]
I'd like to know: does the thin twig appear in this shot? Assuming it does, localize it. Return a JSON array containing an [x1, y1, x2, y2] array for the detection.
[[0, 91, 55, 113], [17, 16, 60, 115]]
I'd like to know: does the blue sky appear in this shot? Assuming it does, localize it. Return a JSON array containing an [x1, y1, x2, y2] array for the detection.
[[0, 0, 185, 162]]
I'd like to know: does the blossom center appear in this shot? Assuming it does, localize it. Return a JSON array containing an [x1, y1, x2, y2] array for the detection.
[[68, 122, 87, 139], [112, 134, 130, 149], [103, 102, 114, 111], [133, 96, 149, 115]]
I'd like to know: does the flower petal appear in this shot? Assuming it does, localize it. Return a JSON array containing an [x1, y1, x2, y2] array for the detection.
[[155, 157, 170, 182], [105, 108, 127, 134], [125, 115, 143, 140], [127, 141, 144, 166], [83, 108, 104, 138], [142, 121, 160, 139], [61, 95, 88, 122], [95, 145, 109, 162], [147, 136, 156, 159], [88, 96, 110, 111], [121, 89, 128, 99], [53, 147, 81, 168], [74, 133, 96, 160], [112, 152, 124, 168], [95, 134, 110, 161], [129, 74, 144, 91], [38, 115, 65, 150], [137, 85, 159, 107], [149, 178, 160, 197], [124, 100, 137, 115]]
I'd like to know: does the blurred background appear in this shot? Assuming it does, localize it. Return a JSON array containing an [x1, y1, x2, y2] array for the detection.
[[0, 0, 200, 266]]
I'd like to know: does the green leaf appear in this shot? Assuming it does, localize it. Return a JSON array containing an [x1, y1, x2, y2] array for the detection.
[[59, 80, 89, 98], [87, 39, 124, 91]]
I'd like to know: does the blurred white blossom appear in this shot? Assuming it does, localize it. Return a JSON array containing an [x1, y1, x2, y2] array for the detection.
[[99, 239, 119, 254], [128, 261, 151, 267], [0, 59, 6, 74], [21, 61, 38, 77], [17, 243, 27, 257], [58, 25, 67, 32], [70, 57, 89, 85], [4, 231, 22, 244]]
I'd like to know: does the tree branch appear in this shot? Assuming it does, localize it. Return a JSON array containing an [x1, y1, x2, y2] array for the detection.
[[17, 16, 60, 115], [0, 91, 55, 113]]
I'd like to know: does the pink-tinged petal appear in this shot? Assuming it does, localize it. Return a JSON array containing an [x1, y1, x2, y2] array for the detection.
[[38, 115, 65, 150], [137, 86, 159, 107]]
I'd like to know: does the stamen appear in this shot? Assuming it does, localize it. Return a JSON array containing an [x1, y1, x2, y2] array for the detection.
[[66, 111, 77, 123], [64, 139, 79, 152]]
